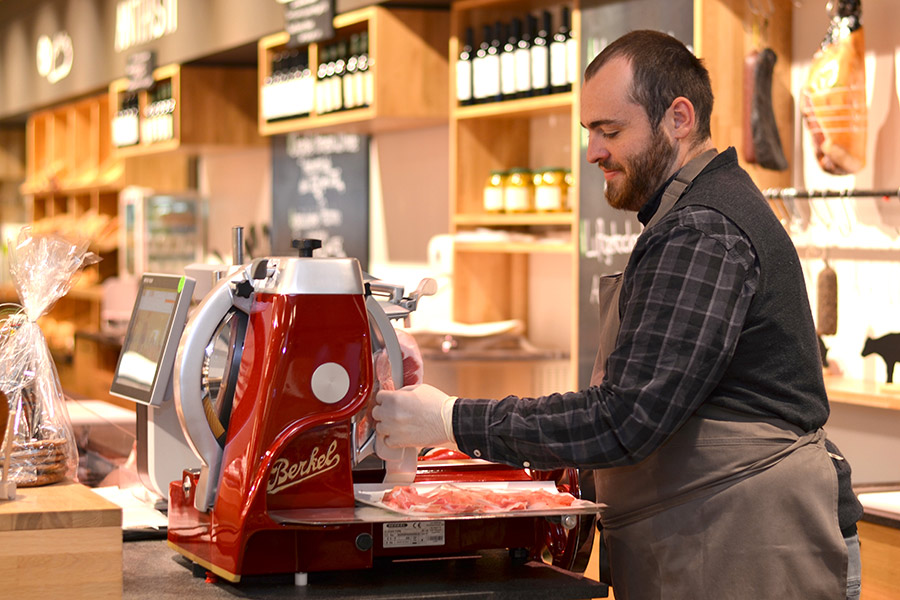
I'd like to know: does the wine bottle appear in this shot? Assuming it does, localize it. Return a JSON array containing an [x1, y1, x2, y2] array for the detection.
[[358, 32, 372, 108], [324, 45, 338, 114], [333, 41, 347, 112], [297, 50, 314, 117], [261, 52, 277, 121], [114, 92, 140, 146], [344, 34, 359, 110], [514, 16, 532, 99], [563, 5, 577, 86], [315, 45, 329, 115], [473, 25, 491, 103], [456, 27, 475, 106], [284, 50, 301, 118], [484, 21, 502, 103], [550, 8, 570, 93], [142, 84, 155, 142], [500, 20, 518, 101], [161, 80, 175, 140], [531, 12, 550, 95]]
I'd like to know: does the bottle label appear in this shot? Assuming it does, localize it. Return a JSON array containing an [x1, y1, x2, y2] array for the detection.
[[550, 41, 567, 87], [332, 75, 343, 111], [456, 60, 472, 102], [482, 53, 501, 99], [300, 74, 314, 115], [535, 185, 563, 211], [261, 84, 273, 120], [352, 72, 363, 108], [364, 70, 373, 107], [504, 187, 531, 212], [344, 73, 357, 109], [483, 187, 504, 212], [531, 45, 549, 90], [113, 114, 139, 146], [515, 48, 531, 93], [500, 52, 516, 97], [315, 79, 326, 114], [566, 38, 578, 84], [472, 55, 484, 100], [286, 76, 304, 116]]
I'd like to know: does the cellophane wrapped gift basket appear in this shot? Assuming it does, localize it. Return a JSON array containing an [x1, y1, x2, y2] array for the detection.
[[0, 228, 97, 490]]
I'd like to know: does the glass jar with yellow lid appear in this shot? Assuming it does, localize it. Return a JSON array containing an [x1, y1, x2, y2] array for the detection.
[[565, 170, 575, 211], [503, 168, 533, 213], [533, 167, 566, 212], [483, 170, 506, 213]]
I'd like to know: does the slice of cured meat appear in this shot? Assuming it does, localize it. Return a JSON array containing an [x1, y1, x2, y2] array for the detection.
[[381, 483, 588, 515], [373, 329, 425, 391], [801, 0, 867, 175], [419, 447, 471, 461]]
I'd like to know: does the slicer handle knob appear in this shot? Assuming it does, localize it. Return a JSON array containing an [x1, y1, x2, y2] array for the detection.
[[292, 239, 322, 257], [250, 258, 269, 280]]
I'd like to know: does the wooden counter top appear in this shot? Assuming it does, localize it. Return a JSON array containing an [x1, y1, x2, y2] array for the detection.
[[0, 479, 123, 598], [824, 375, 900, 411], [0, 478, 121, 531]]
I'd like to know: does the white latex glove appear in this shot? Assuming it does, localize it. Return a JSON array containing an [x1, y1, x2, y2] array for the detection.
[[373, 383, 457, 450]]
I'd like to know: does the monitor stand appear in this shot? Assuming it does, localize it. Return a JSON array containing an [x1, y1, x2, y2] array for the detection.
[[135, 391, 199, 502]]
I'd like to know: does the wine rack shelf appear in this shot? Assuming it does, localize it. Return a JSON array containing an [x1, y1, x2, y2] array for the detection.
[[257, 6, 449, 136], [109, 63, 261, 157]]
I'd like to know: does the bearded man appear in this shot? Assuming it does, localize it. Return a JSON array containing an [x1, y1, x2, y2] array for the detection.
[[374, 30, 862, 599]]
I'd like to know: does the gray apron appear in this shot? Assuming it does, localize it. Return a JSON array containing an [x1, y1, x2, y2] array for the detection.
[[589, 150, 847, 599]]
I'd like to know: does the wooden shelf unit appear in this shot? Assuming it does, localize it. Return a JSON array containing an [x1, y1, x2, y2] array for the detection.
[[449, 0, 581, 377], [19, 92, 122, 308], [18, 89, 198, 398], [824, 375, 900, 412], [257, 6, 450, 136], [447, 0, 794, 391], [109, 63, 261, 157], [21, 93, 122, 195]]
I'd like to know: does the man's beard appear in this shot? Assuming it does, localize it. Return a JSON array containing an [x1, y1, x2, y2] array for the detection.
[[603, 128, 678, 212]]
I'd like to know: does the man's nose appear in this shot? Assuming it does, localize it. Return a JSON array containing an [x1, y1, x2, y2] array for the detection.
[[586, 135, 609, 164]]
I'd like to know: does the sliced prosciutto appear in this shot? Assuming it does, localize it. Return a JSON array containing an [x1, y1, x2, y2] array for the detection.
[[381, 483, 591, 515]]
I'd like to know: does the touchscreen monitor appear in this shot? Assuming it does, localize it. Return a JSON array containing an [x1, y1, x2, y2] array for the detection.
[[110, 273, 195, 407]]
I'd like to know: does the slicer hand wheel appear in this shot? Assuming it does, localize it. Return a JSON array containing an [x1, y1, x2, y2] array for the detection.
[[528, 468, 597, 573]]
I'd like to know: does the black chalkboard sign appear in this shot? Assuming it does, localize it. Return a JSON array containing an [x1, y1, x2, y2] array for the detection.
[[577, 0, 693, 388], [126, 50, 156, 92], [270, 132, 370, 270], [284, 0, 335, 47]]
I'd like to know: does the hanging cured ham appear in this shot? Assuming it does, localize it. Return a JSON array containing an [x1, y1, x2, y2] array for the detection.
[[801, 0, 867, 175], [744, 48, 789, 171]]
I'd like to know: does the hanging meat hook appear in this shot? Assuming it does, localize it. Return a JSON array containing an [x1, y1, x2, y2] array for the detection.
[[748, 0, 774, 46]]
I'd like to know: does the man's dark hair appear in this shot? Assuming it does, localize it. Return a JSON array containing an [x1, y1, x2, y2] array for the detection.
[[584, 30, 713, 141]]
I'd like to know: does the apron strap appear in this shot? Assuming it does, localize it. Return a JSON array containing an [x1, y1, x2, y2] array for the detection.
[[644, 148, 719, 230]]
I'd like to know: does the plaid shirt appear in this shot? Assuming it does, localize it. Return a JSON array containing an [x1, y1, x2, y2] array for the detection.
[[452, 198, 760, 470]]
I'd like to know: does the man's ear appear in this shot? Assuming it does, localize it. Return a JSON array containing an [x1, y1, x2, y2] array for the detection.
[[666, 96, 696, 141]]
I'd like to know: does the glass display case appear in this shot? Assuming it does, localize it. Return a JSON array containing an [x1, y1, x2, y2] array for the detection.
[[119, 185, 208, 278]]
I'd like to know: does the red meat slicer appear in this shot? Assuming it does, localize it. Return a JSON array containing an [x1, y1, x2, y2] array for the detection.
[[167, 240, 596, 583]]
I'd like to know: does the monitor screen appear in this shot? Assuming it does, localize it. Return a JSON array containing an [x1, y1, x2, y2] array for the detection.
[[110, 273, 195, 406]]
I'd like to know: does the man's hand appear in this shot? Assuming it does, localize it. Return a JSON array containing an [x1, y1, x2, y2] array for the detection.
[[373, 384, 457, 449]]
